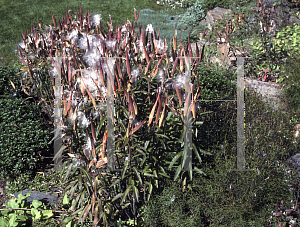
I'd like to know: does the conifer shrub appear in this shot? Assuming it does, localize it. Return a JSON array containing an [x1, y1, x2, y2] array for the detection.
[[177, 0, 206, 27]]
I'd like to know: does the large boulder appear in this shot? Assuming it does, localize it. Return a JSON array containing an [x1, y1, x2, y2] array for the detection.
[[206, 7, 233, 30], [12, 190, 60, 207], [286, 153, 300, 181]]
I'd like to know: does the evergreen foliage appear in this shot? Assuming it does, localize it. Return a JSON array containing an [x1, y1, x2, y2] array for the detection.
[[0, 64, 53, 179], [178, 0, 206, 27]]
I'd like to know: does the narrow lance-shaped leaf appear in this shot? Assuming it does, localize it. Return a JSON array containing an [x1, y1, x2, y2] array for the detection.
[[159, 96, 167, 128], [118, 27, 121, 44], [101, 130, 107, 159], [200, 43, 206, 62], [17, 56, 27, 66], [124, 90, 135, 119], [58, 17, 62, 30], [81, 78, 96, 109], [171, 78, 182, 106], [112, 193, 124, 202], [134, 7, 140, 22], [147, 183, 153, 201], [91, 121, 96, 143], [132, 185, 139, 202], [138, 24, 141, 36], [155, 93, 162, 125], [180, 49, 184, 72], [121, 185, 132, 204], [80, 204, 91, 224], [17, 44, 24, 58], [91, 140, 97, 163], [98, 61, 105, 87], [130, 118, 147, 135], [143, 41, 150, 65], [126, 48, 131, 77], [51, 12, 57, 29], [63, 90, 67, 116], [173, 24, 177, 51], [91, 194, 96, 215], [68, 61, 72, 87], [170, 57, 178, 77], [148, 93, 159, 126], [188, 36, 193, 58]]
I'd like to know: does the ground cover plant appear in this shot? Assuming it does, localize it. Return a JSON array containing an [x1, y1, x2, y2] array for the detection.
[[2, 0, 300, 226]]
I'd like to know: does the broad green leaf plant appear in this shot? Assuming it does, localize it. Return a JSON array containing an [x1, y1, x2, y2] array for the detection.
[[0, 193, 54, 227]]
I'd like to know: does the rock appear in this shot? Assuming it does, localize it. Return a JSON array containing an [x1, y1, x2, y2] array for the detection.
[[206, 7, 233, 30], [286, 154, 300, 181], [12, 190, 59, 207], [245, 78, 289, 113]]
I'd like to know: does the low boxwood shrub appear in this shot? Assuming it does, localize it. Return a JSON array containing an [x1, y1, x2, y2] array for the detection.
[[0, 64, 53, 179]]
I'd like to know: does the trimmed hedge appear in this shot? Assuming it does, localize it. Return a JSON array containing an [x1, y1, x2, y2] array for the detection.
[[0, 64, 53, 179]]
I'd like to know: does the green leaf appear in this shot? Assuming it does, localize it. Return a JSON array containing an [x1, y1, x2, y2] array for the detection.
[[147, 183, 153, 201], [194, 167, 206, 176], [53, 145, 67, 162], [110, 178, 121, 188], [174, 165, 182, 181], [136, 148, 146, 156], [156, 134, 169, 140], [63, 162, 73, 182], [121, 203, 131, 209], [0, 217, 8, 226], [66, 221, 73, 227], [199, 148, 212, 156], [8, 213, 18, 227], [121, 185, 132, 204], [189, 161, 192, 181], [122, 159, 130, 180], [158, 172, 170, 178], [144, 141, 150, 149], [121, 137, 130, 149], [31, 200, 43, 209], [17, 193, 29, 204], [7, 199, 18, 209], [42, 210, 53, 219], [142, 164, 151, 174], [31, 208, 41, 221], [16, 215, 27, 222], [112, 193, 124, 202], [79, 167, 92, 185], [96, 114, 106, 137], [133, 185, 139, 202], [63, 194, 69, 205], [169, 151, 183, 169], [133, 167, 143, 185], [61, 216, 74, 225], [192, 143, 202, 163]]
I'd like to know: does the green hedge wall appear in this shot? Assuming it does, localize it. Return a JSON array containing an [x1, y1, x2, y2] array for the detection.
[[0, 64, 53, 179]]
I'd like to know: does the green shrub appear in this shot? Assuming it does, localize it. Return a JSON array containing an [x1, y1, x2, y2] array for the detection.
[[0, 192, 54, 226], [0, 95, 52, 179], [274, 23, 300, 59], [177, 0, 206, 27], [0, 64, 53, 179], [156, 0, 196, 9]]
